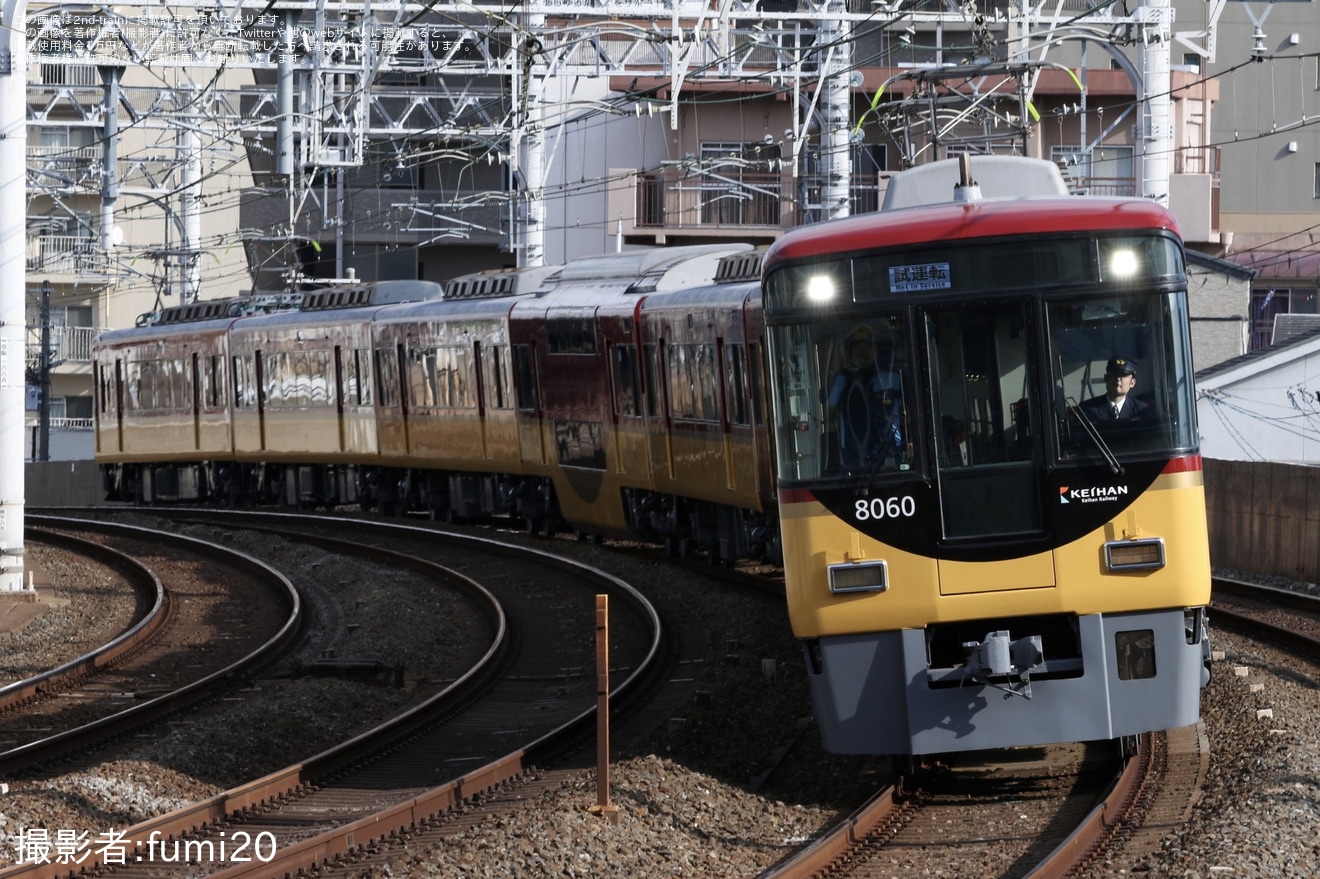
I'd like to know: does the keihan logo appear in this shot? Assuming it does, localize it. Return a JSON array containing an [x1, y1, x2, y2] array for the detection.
[[1061, 484, 1130, 504]]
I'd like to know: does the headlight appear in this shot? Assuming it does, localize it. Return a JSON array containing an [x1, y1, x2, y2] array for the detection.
[[828, 560, 888, 594], [1105, 538, 1165, 571]]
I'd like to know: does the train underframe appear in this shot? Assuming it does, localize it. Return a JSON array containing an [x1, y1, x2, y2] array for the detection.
[[101, 461, 781, 564]]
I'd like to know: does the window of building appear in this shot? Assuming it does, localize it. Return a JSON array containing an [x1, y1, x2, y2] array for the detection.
[[1251, 287, 1319, 349], [697, 142, 782, 225], [1050, 145, 1135, 196]]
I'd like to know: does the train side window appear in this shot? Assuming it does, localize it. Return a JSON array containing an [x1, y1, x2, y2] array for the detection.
[[166, 357, 188, 411], [410, 348, 440, 407], [748, 340, 766, 426], [265, 353, 284, 408], [376, 347, 401, 408], [340, 347, 366, 407], [725, 343, 749, 425], [95, 362, 107, 415], [124, 361, 140, 411], [668, 343, 718, 421], [512, 344, 537, 411], [643, 343, 663, 418], [308, 350, 331, 407], [232, 355, 258, 409], [293, 351, 313, 407], [484, 344, 512, 410], [448, 346, 475, 408], [205, 355, 224, 409], [611, 343, 641, 417], [355, 349, 373, 406]]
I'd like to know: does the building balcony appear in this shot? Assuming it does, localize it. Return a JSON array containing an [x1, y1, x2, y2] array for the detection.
[[1169, 146, 1222, 246], [27, 234, 116, 281], [28, 144, 102, 191], [30, 61, 101, 94], [613, 168, 884, 245], [26, 325, 103, 371]]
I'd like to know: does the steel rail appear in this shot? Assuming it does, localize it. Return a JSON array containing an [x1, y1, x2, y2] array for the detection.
[[0, 527, 168, 712], [0, 517, 302, 775], [0, 512, 660, 879]]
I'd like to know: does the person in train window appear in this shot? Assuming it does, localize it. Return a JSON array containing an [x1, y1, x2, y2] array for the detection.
[[1081, 357, 1152, 423], [826, 327, 905, 472]]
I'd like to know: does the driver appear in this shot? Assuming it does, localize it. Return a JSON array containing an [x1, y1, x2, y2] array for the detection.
[[826, 328, 904, 471], [1081, 357, 1151, 422]]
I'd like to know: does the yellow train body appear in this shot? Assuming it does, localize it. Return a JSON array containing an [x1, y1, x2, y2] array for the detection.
[[783, 470, 1209, 638]]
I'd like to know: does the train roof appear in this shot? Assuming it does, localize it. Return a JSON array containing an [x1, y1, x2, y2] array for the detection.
[[443, 265, 559, 300], [536, 244, 753, 296], [637, 277, 761, 311], [763, 196, 1181, 273], [881, 155, 1070, 209], [372, 293, 527, 322], [298, 279, 445, 310], [95, 316, 239, 347]]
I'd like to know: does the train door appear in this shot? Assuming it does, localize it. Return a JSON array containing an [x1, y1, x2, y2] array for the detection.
[[96, 358, 124, 455], [255, 350, 268, 452], [924, 303, 1044, 540], [608, 341, 647, 475], [395, 342, 412, 456], [334, 346, 347, 453], [717, 338, 737, 491], [747, 338, 774, 500], [191, 352, 202, 450], [643, 341, 674, 483], [513, 343, 545, 465], [474, 341, 490, 460]]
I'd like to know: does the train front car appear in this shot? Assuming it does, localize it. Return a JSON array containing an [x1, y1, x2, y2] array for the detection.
[[762, 162, 1210, 756]]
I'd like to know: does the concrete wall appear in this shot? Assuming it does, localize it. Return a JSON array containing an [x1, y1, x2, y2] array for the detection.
[[25, 461, 108, 507], [1188, 259, 1251, 373], [1204, 459, 1320, 583]]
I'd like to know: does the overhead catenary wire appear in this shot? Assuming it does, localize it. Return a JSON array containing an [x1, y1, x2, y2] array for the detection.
[[26, 4, 1320, 302]]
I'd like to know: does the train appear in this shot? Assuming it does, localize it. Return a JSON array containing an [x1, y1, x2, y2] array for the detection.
[[93, 155, 1211, 755]]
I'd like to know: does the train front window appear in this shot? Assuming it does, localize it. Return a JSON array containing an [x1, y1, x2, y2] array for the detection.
[[1047, 290, 1197, 461], [769, 315, 913, 482], [927, 303, 1042, 538]]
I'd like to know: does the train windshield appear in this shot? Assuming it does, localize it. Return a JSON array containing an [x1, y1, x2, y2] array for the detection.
[[1047, 290, 1197, 462], [767, 314, 914, 482], [765, 229, 1194, 497]]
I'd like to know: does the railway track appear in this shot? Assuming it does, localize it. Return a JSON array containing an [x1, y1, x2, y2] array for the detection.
[[24, 514, 1308, 877], [1211, 575, 1320, 658], [1, 519, 300, 774], [1, 511, 663, 879]]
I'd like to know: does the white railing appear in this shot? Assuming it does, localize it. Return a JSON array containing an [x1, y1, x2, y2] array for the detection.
[[27, 234, 104, 274], [26, 325, 104, 367], [35, 64, 100, 88]]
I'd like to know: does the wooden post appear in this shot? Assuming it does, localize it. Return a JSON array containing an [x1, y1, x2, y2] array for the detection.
[[590, 594, 620, 824]]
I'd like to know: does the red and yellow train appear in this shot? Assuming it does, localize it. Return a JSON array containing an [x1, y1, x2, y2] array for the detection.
[[94, 156, 1211, 755]]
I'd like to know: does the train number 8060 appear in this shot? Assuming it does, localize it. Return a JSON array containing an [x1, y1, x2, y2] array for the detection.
[[854, 495, 917, 521]]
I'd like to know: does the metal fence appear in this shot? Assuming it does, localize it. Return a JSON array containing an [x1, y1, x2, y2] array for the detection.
[[26, 325, 101, 368], [1204, 460, 1320, 584]]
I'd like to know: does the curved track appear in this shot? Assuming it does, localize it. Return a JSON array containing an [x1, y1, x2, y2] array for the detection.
[[1, 512, 662, 879], [1, 518, 301, 774]]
